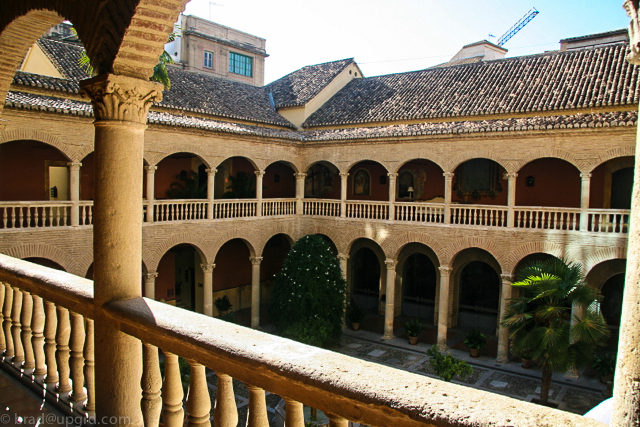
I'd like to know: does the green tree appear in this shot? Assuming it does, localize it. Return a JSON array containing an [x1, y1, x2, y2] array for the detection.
[[269, 235, 346, 347], [501, 258, 610, 405], [426, 346, 473, 382]]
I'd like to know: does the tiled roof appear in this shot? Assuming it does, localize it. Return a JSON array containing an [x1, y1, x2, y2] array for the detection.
[[6, 91, 635, 142], [37, 38, 88, 81], [12, 71, 80, 93], [158, 67, 295, 128], [304, 43, 639, 127], [560, 28, 628, 43], [431, 56, 484, 69], [265, 58, 355, 108]]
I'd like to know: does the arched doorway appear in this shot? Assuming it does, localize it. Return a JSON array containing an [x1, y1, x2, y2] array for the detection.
[[156, 244, 203, 312], [350, 246, 381, 313], [456, 260, 500, 334]]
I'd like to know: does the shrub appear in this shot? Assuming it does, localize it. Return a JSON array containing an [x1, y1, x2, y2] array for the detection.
[[463, 329, 487, 350], [426, 346, 473, 382]]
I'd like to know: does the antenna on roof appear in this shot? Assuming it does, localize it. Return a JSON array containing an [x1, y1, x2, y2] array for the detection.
[[496, 7, 539, 47]]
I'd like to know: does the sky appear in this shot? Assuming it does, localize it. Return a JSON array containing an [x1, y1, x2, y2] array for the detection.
[[180, 0, 631, 84]]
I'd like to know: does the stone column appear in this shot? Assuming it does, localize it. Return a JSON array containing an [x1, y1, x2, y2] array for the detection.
[[443, 172, 453, 224], [295, 173, 306, 215], [496, 273, 513, 364], [437, 266, 452, 350], [255, 170, 265, 217], [383, 260, 397, 339], [505, 173, 517, 227], [250, 257, 263, 328], [81, 74, 163, 427], [579, 173, 591, 231], [68, 161, 81, 226], [206, 168, 216, 220], [201, 263, 215, 317], [144, 272, 158, 300], [145, 165, 156, 223], [339, 172, 349, 218], [387, 173, 397, 221]]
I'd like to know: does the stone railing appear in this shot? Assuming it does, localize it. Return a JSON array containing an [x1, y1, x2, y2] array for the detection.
[[303, 199, 340, 217], [152, 199, 208, 222], [345, 200, 389, 220], [0, 255, 604, 427], [79, 201, 93, 226], [587, 209, 630, 233], [514, 207, 581, 231], [0, 201, 72, 229], [395, 202, 445, 223], [262, 198, 297, 216], [212, 199, 257, 219], [451, 204, 508, 227]]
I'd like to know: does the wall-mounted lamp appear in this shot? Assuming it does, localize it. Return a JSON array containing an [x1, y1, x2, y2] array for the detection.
[[526, 176, 535, 187], [408, 186, 415, 201], [379, 175, 387, 185]]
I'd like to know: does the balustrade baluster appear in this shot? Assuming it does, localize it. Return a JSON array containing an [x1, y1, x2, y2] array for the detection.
[[63, 205, 68, 226], [11, 287, 24, 365], [0, 284, 5, 355], [141, 343, 162, 427], [11, 206, 17, 228], [26, 206, 33, 228], [69, 312, 86, 403], [88, 206, 93, 224], [31, 295, 46, 378], [185, 361, 211, 427], [283, 398, 304, 427], [18, 206, 25, 228], [20, 291, 34, 371], [1, 207, 6, 228], [43, 301, 58, 388], [327, 413, 348, 427], [161, 351, 184, 427], [246, 384, 269, 427], [214, 372, 238, 427], [56, 206, 62, 226], [84, 319, 95, 412], [2, 283, 13, 358], [55, 306, 71, 393]]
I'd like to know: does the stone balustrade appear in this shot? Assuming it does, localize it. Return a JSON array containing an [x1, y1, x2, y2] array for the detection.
[[0, 254, 606, 427]]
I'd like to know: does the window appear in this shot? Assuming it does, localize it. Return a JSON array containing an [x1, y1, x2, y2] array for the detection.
[[229, 52, 253, 77], [204, 51, 213, 69]]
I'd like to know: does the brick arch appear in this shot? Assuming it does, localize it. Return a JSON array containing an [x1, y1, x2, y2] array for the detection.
[[146, 148, 213, 169], [504, 241, 568, 273], [301, 159, 341, 174], [586, 258, 626, 289], [385, 232, 444, 264], [584, 246, 628, 273], [264, 159, 301, 174], [442, 237, 505, 268], [345, 159, 390, 174], [144, 232, 211, 272], [586, 146, 636, 173], [0, 129, 76, 161], [391, 157, 446, 175], [213, 153, 260, 171], [302, 225, 348, 254], [0, 9, 64, 111], [344, 229, 393, 258], [444, 152, 510, 174], [3, 243, 79, 275], [511, 148, 583, 174], [255, 225, 297, 256], [209, 231, 258, 261]]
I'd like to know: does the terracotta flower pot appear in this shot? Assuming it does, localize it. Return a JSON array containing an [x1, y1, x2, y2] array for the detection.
[[521, 358, 532, 369], [470, 348, 480, 357], [352, 323, 360, 331], [409, 336, 418, 345]]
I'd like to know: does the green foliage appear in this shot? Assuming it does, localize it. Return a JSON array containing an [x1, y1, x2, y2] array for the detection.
[[270, 235, 346, 347], [223, 172, 256, 199], [426, 346, 473, 382], [167, 170, 207, 199], [404, 318, 423, 337], [347, 300, 365, 324], [502, 258, 610, 404], [592, 352, 616, 377], [464, 329, 487, 350], [214, 295, 233, 312]]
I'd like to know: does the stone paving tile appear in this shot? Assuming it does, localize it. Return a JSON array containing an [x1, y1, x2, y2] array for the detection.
[[481, 372, 557, 400]]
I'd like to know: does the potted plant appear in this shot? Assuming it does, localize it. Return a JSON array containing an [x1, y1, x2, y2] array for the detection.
[[463, 329, 487, 357], [347, 302, 365, 330], [214, 295, 232, 316], [520, 352, 533, 369], [593, 352, 616, 384], [404, 318, 423, 345]]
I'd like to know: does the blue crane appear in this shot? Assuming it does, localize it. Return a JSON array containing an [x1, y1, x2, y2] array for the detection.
[[496, 7, 539, 47]]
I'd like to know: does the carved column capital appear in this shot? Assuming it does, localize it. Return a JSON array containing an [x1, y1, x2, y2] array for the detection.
[[80, 74, 163, 123], [294, 173, 307, 179], [384, 259, 397, 270], [504, 172, 517, 180], [443, 172, 454, 180], [200, 263, 215, 273], [337, 254, 349, 261], [250, 257, 263, 265], [205, 168, 217, 175], [500, 273, 513, 283], [580, 173, 592, 180], [255, 170, 265, 177], [68, 161, 82, 171], [438, 266, 452, 276], [387, 173, 398, 179], [339, 172, 349, 178], [144, 272, 158, 281], [145, 165, 157, 172]]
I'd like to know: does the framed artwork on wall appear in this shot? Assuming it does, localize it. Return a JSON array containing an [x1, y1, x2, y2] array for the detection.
[[353, 169, 370, 195]]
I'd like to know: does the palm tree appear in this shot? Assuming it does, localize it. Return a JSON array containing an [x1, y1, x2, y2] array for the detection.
[[501, 258, 609, 405]]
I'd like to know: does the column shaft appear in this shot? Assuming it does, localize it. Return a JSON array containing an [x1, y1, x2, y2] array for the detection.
[[496, 274, 512, 364], [206, 168, 216, 220], [145, 166, 156, 223], [437, 267, 452, 350], [295, 173, 306, 215], [255, 171, 264, 217], [340, 173, 349, 218], [506, 173, 517, 227], [443, 173, 453, 224], [202, 264, 215, 316], [250, 257, 263, 328], [383, 260, 397, 339], [388, 173, 397, 221], [69, 162, 81, 226], [579, 173, 591, 231]]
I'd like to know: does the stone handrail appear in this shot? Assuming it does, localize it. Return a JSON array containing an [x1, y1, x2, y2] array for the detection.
[[587, 208, 630, 233], [0, 201, 72, 229], [395, 201, 445, 223], [345, 200, 389, 220], [153, 199, 208, 222], [514, 206, 581, 231], [262, 198, 297, 216], [451, 204, 509, 227], [0, 254, 605, 426], [79, 201, 93, 225], [211, 199, 257, 219]]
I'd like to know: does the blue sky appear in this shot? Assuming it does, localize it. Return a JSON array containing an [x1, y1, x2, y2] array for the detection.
[[181, 0, 631, 84]]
